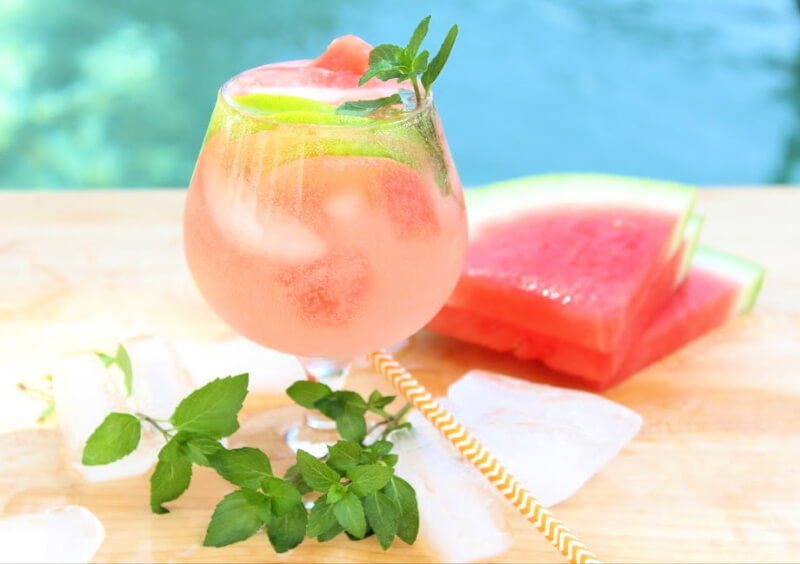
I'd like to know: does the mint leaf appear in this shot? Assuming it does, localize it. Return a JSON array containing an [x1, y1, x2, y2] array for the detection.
[[318, 522, 344, 542], [97, 352, 115, 368], [208, 447, 272, 490], [368, 391, 396, 411], [370, 440, 393, 457], [337, 409, 367, 443], [286, 381, 331, 409], [296, 450, 340, 491], [422, 24, 458, 91], [327, 483, 347, 504], [326, 440, 362, 472], [337, 94, 402, 117], [307, 494, 338, 537], [411, 51, 429, 76], [406, 15, 431, 57], [382, 476, 418, 545], [262, 476, 302, 517], [364, 492, 399, 550], [36, 401, 55, 423], [266, 502, 307, 553], [203, 489, 266, 547], [150, 437, 192, 514], [382, 454, 399, 467], [347, 464, 394, 498], [115, 344, 133, 397], [170, 374, 248, 438], [82, 413, 141, 465], [333, 492, 366, 538], [177, 433, 223, 467]]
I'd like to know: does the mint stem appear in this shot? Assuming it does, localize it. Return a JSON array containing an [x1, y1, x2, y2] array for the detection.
[[137, 412, 173, 442], [410, 77, 423, 106]]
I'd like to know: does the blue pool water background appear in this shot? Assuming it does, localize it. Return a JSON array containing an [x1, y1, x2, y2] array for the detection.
[[1, 0, 798, 189]]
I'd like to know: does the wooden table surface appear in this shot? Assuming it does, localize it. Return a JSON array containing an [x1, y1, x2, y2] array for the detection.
[[0, 189, 799, 563]]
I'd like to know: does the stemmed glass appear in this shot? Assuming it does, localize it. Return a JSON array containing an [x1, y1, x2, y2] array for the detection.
[[183, 63, 467, 454]]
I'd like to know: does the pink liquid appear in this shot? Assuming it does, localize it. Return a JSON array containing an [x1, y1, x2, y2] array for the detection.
[[184, 63, 467, 357]]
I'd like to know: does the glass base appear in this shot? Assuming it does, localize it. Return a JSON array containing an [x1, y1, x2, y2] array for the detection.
[[284, 356, 350, 455]]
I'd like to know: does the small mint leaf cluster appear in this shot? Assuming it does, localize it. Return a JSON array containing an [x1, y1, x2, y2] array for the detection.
[[338, 15, 458, 116], [81, 360, 419, 554]]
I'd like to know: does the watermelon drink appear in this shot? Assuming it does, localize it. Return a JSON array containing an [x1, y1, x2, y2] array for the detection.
[[183, 35, 467, 450]]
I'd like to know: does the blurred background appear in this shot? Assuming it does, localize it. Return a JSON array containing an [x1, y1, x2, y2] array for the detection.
[[0, 0, 798, 189]]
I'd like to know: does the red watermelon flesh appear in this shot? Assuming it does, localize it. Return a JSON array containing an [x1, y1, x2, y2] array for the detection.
[[448, 175, 697, 352], [428, 213, 703, 386], [429, 246, 763, 391], [313, 35, 372, 75]]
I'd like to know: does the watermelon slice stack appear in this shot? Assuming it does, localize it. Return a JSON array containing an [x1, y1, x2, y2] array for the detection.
[[427, 174, 764, 391]]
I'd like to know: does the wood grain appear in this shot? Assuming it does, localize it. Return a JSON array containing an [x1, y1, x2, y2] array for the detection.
[[0, 188, 798, 562]]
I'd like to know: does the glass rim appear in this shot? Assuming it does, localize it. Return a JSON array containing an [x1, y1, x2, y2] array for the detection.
[[219, 62, 435, 129]]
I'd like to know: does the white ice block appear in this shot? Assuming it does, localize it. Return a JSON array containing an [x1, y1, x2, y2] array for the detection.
[[125, 336, 194, 420], [51, 354, 161, 482], [390, 369, 642, 562], [175, 337, 304, 395], [446, 370, 643, 507], [0, 505, 104, 563], [392, 413, 514, 563]]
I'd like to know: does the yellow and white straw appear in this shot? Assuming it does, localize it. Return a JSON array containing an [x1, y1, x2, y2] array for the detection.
[[367, 350, 601, 564]]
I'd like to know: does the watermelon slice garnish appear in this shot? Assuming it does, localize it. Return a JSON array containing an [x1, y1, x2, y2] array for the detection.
[[312, 35, 373, 76], [448, 174, 697, 353]]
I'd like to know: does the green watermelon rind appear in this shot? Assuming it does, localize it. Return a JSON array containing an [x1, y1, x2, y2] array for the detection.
[[693, 247, 765, 314], [465, 174, 697, 257], [678, 214, 705, 282]]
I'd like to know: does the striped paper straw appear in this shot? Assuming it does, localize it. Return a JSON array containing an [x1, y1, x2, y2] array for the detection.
[[367, 350, 601, 564]]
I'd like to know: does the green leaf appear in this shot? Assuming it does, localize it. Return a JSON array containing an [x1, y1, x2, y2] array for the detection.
[[266, 502, 307, 553], [347, 464, 394, 498], [421, 24, 458, 91], [368, 391, 396, 411], [262, 476, 302, 517], [36, 401, 55, 423], [177, 433, 223, 467], [307, 494, 338, 537], [358, 60, 405, 86], [207, 446, 272, 490], [364, 492, 399, 550], [382, 454, 399, 467], [332, 492, 367, 538], [406, 15, 431, 57], [337, 94, 402, 117], [170, 374, 248, 439], [317, 522, 344, 542], [382, 476, 419, 545], [411, 50, 429, 76], [150, 437, 193, 514], [336, 409, 367, 443], [369, 43, 403, 65], [285, 381, 331, 409], [327, 483, 347, 505], [115, 344, 133, 397], [296, 450, 340, 491], [370, 440, 393, 457], [326, 440, 363, 472], [82, 412, 141, 466], [96, 352, 115, 368], [203, 489, 265, 547]]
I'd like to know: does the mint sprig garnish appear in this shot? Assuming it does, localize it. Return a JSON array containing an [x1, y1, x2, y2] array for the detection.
[[97, 344, 133, 397], [81, 346, 419, 554], [338, 15, 458, 116]]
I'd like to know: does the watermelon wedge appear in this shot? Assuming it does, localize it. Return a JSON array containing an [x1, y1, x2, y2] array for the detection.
[[429, 214, 704, 384], [429, 244, 764, 391], [447, 175, 697, 352]]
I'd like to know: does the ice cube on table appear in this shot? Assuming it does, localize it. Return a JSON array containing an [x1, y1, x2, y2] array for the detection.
[[0, 372, 49, 434], [392, 414, 514, 563], [175, 337, 305, 395], [0, 505, 104, 563], [390, 369, 642, 562], [125, 336, 194, 420], [51, 354, 161, 482], [446, 370, 643, 507]]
